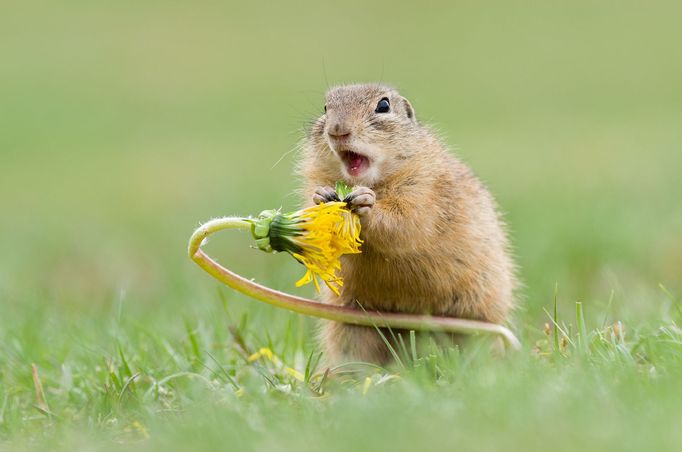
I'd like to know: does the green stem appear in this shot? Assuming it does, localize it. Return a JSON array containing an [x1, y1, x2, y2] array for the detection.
[[188, 217, 521, 351]]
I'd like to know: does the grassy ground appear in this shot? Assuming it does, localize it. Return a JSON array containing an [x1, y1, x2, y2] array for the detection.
[[1, 1, 681, 450]]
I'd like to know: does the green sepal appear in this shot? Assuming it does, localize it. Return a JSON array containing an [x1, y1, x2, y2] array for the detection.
[[254, 237, 273, 252], [248, 208, 302, 254], [335, 181, 354, 199]]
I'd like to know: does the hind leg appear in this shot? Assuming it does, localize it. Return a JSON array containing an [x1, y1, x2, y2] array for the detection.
[[320, 321, 393, 366]]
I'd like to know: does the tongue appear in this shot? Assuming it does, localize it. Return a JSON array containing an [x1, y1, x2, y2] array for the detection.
[[349, 154, 364, 170], [343, 151, 369, 176]]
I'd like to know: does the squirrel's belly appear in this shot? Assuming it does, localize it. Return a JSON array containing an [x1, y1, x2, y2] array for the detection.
[[340, 252, 461, 314]]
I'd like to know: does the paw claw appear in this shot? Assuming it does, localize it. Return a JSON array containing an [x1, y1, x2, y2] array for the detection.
[[313, 186, 340, 205], [344, 187, 376, 215]]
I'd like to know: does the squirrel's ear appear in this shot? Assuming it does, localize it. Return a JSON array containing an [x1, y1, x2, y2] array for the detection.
[[402, 98, 416, 122]]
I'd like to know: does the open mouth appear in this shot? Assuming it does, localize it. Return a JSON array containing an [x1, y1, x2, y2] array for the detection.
[[339, 150, 370, 177]]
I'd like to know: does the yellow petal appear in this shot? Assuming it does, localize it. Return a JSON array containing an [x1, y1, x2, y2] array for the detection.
[[285, 367, 305, 382], [277, 201, 362, 294]]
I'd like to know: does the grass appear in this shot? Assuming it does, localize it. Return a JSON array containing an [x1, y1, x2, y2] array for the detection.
[[1, 0, 681, 450], [2, 299, 682, 451]]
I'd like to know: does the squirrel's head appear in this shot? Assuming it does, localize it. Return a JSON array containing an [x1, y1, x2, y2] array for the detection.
[[309, 83, 420, 186]]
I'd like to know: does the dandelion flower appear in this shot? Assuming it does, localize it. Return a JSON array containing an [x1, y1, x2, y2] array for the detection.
[[248, 196, 362, 295]]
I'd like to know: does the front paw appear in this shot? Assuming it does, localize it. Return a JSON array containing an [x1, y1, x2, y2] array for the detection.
[[312, 186, 340, 205], [343, 186, 375, 216]]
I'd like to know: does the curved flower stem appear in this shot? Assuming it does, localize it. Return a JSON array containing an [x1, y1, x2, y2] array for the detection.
[[188, 217, 521, 351]]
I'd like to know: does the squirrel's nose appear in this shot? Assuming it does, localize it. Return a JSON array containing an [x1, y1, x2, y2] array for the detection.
[[328, 122, 351, 139]]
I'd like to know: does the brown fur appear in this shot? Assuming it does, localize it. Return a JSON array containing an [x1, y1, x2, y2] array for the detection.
[[297, 83, 517, 365]]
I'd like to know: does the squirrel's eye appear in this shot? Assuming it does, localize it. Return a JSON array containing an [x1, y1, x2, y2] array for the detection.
[[324, 105, 327, 113], [375, 98, 390, 113]]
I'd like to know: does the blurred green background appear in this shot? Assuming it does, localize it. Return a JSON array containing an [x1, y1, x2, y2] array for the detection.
[[2, 0, 679, 324], [1, 0, 681, 448]]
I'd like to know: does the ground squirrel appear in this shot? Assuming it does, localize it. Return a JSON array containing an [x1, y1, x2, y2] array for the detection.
[[298, 83, 517, 364]]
